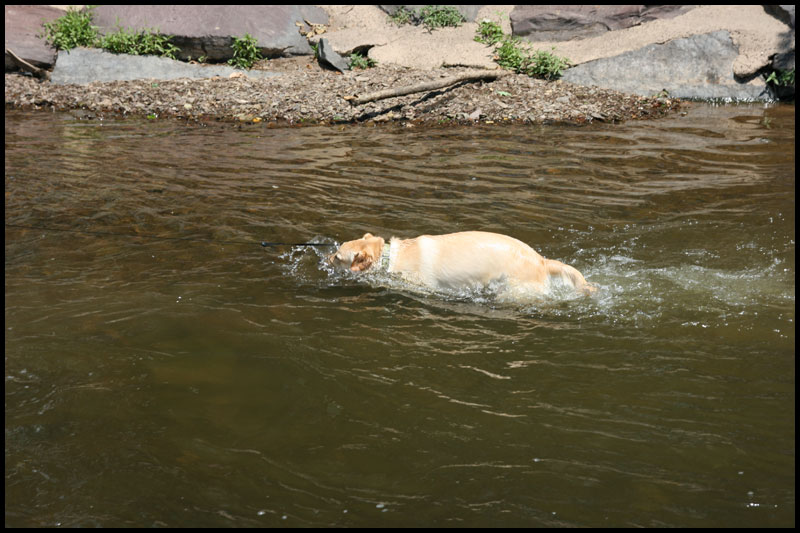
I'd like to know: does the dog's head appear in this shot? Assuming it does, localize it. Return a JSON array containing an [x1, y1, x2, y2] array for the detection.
[[329, 233, 386, 272]]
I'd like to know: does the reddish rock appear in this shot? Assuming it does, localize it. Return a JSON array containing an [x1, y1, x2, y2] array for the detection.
[[511, 5, 695, 42], [91, 5, 328, 62], [4, 5, 63, 70]]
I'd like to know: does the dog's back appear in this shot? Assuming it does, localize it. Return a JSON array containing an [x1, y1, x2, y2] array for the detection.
[[391, 232, 546, 290]]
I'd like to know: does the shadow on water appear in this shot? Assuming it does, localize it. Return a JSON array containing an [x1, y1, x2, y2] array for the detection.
[[5, 103, 795, 527]]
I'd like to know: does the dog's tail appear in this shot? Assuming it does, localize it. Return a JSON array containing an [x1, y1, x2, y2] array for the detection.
[[545, 258, 596, 295]]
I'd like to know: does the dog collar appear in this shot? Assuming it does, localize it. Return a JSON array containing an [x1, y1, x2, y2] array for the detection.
[[379, 243, 391, 270]]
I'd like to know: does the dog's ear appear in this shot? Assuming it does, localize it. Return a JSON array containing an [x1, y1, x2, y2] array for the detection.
[[350, 251, 374, 272], [362, 233, 373, 240]]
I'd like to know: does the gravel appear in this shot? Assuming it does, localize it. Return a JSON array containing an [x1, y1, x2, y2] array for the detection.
[[5, 58, 682, 126]]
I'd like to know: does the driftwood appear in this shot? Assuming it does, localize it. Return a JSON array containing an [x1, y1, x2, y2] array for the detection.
[[5, 48, 51, 80], [348, 69, 507, 106]]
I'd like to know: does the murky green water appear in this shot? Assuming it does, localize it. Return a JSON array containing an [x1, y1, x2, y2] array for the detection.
[[5, 105, 794, 527]]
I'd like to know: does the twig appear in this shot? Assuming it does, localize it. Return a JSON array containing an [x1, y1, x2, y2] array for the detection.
[[5, 48, 51, 80], [347, 69, 507, 106]]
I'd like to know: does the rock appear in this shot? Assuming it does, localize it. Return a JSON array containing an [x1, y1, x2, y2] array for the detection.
[[51, 47, 282, 85], [535, 5, 791, 102], [316, 38, 349, 72], [4, 5, 63, 70], [562, 31, 768, 101], [764, 5, 795, 28], [510, 5, 695, 42], [90, 5, 328, 62], [318, 5, 498, 71]]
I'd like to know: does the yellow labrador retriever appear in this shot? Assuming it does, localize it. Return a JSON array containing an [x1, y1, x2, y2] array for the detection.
[[329, 231, 595, 296]]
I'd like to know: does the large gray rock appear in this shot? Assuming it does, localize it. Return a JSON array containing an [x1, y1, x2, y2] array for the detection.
[[91, 5, 328, 62], [51, 47, 281, 85], [4, 5, 62, 70], [562, 31, 768, 101], [511, 5, 694, 42]]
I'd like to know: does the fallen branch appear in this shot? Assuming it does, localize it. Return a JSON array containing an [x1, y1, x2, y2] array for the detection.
[[347, 69, 508, 106], [5, 48, 51, 80]]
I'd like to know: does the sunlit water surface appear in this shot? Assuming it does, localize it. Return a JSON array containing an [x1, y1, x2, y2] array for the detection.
[[5, 104, 794, 527]]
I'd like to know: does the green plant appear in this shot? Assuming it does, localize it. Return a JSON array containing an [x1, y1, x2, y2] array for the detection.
[[98, 25, 179, 59], [228, 33, 263, 69], [388, 7, 414, 26], [765, 68, 795, 87], [480, 26, 570, 80], [419, 5, 465, 29], [40, 6, 99, 50], [521, 48, 571, 80], [494, 36, 527, 70], [349, 52, 376, 70], [474, 20, 504, 45], [387, 5, 465, 30]]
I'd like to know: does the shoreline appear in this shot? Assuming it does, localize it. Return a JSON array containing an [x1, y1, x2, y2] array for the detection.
[[6, 5, 792, 126], [5, 61, 682, 127]]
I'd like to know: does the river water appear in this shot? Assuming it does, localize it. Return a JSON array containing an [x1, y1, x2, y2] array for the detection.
[[5, 105, 794, 527]]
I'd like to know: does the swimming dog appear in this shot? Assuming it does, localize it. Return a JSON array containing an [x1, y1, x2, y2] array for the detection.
[[329, 231, 595, 296]]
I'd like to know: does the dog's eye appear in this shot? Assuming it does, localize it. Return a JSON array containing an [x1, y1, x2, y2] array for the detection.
[[335, 253, 342, 261]]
